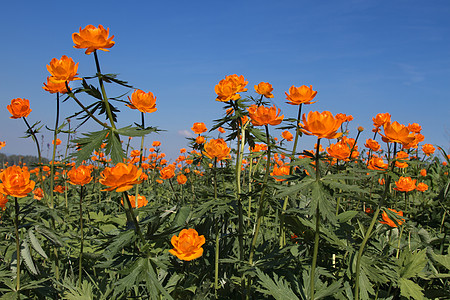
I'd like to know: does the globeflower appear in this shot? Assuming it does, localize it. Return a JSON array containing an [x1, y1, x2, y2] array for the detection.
[[122, 194, 148, 208], [380, 209, 405, 228], [367, 156, 388, 170], [254, 82, 274, 98], [126, 89, 157, 113], [7, 98, 32, 119], [247, 104, 284, 126], [372, 113, 391, 129], [43, 76, 69, 94], [326, 140, 354, 161], [72, 24, 115, 54], [416, 182, 428, 192], [422, 144, 435, 156], [282, 130, 293, 141], [169, 228, 205, 261], [46, 55, 80, 83], [203, 138, 231, 161], [0, 166, 35, 198], [191, 122, 207, 134], [365, 139, 380, 152], [379, 121, 416, 146], [177, 174, 187, 185], [299, 111, 343, 139], [285, 85, 317, 105], [160, 165, 175, 180], [67, 165, 92, 186], [393, 176, 416, 192], [99, 163, 143, 192], [271, 164, 290, 181], [0, 193, 8, 210]]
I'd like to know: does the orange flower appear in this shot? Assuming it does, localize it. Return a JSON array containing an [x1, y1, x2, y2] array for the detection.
[[416, 182, 428, 192], [365, 207, 374, 214], [393, 176, 416, 192], [7, 98, 32, 119], [0, 166, 35, 198], [218, 127, 226, 134], [408, 123, 422, 133], [380, 209, 405, 227], [130, 150, 141, 158], [72, 24, 115, 55], [247, 104, 284, 126], [254, 82, 274, 98], [99, 163, 143, 192], [160, 165, 175, 180], [299, 111, 343, 139], [46, 55, 80, 83], [271, 164, 290, 181], [43, 76, 69, 94], [420, 169, 427, 177], [226, 74, 248, 93], [282, 131, 293, 141], [367, 156, 388, 170], [152, 141, 161, 147], [215, 79, 241, 102], [326, 140, 354, 161], [33, 187, 44, 200], [379, 122, 416, 146], [285, 85, 317, 105], [53, 185, 66, 193], [372, 113, 391, 129], [422, 144, 435, 156], [195, 136, 206, 144], [0, 193, 8, 210], [250, 143, 268, 152], [126, 89, 157, 113], [191, 122, 207, 134], [0, 141, 5, 150], [67, 165, 92, 186], [122, 194, 148, 208], [365, 139, 380, 152], [169, 228, 205, 261], [177, 174, 187, 185], [203, 138, 231, 161], [52, 138, 62, 146]]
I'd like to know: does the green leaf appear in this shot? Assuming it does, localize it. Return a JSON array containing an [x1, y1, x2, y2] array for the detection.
[[311, 181, 336, 223], [28, 228, 48, 259], [398, 278, 424, 300], [34, 225, 64, 247], [105, 129, 125, 164], [336, 211, 358, 223], [71, 129, 109, 166], [433, 251, 450, 270], [277, 178, 314, 198], [255, 269, 300, 300], [21, 240, 38, 275], [399, 249, 427, 279], [115, 125, 158, 137]]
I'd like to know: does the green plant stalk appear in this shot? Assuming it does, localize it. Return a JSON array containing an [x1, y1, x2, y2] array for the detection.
[[236, 121, 248, 262], [248, 125, 271, 265], [354, 173, 393, 299], [94, 51, 116, 130], [122, 191, 145, 245], [135, 112, 146, 208], [247, 158, 253, 227], [49, 92, 61, 209], [14, 197, 20, 292], [22, 117, 43, 201], [310, 138, 322, 300], [213, 159, 220, 297], [78, 185, 84, 288], [280, 104, 303, 247]]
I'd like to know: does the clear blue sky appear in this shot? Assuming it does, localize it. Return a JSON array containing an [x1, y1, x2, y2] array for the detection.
[[1, 0, 449, 160]]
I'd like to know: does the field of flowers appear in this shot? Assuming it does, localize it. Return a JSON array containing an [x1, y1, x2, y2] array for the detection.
[[0, 25, 449, 299]]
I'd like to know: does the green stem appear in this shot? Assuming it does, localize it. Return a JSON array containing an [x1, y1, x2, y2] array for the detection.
[[49, 92, 60, 209], [122, 191, 145, 245], [135, 112, 146, 208], [310, 138, 322, 300], [354, 144, 396, 299], [236, 120, 248, 262], [78, 185, 84, 288], [248, 125, 271, 265], [213, 159, 220, 297], [14, 197, 20, 292], [22, 117, 43, 200], [94, 51, 116, 130]]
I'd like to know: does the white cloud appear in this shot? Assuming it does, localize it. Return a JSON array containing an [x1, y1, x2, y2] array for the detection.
[[178, 130, 193, 138]]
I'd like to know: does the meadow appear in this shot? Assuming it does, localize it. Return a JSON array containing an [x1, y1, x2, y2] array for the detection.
[[0, 24, 449, 299]]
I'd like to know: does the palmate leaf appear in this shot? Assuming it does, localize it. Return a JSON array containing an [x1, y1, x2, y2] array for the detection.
[[105, 129, 125, 164], [398, 278, 424, 300], [398, 249, 427, 279], [311, 181, 336, 224], [256, 269, 301, 300], [71, 129, 109, 166], [116, 125, 159, 137]]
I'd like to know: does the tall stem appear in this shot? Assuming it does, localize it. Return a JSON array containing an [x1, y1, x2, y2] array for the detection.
[[310, 138, 322, 300], [248, 125, 271, 265], [122, 191, 145, 245], [135, 112, 146, 208], [22, 117, 43, 200], [213, 159, 220, 297], [49, 92, 60, 209], [94, 51, 116, 130], [78, 185, 84, 288], [14, 197, 20, 292]]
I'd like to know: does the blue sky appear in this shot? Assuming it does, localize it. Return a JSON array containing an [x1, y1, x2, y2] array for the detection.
[[1, 0, 449, 160]]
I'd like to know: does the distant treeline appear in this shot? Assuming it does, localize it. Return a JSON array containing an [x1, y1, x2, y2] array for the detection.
[[0, 153, 49, 167]]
